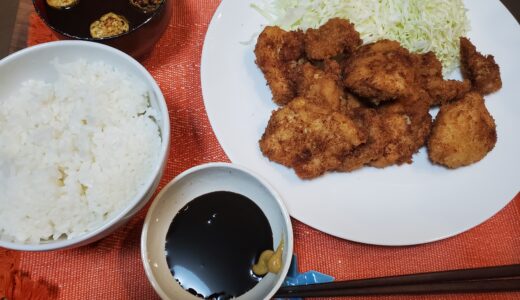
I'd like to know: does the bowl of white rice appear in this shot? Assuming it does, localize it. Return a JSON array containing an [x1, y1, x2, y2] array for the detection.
[[0, 41, 170, 251]]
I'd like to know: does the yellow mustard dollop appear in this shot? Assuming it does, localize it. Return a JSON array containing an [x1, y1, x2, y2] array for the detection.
[[252, 238, 284, 276]]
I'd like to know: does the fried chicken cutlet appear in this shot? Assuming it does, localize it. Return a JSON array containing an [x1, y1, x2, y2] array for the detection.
[[304, 18, 362, 60], [254, 26, 305, 105], [369, 89, 432, 168], [343, 40, 417, 105], [293, 62, 344, 110], [259, 97, 366, 179], [344, 41, 470, 107], [415, 52, 471, 106], [255, 18, 501, 178], [338, 107, 390, 171], [336, 88, 431, 170], [428, 92, 496, 168], [460, 37, 502, 95]]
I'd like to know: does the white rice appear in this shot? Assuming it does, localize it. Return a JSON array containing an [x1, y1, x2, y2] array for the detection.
[[0, 59, 162, 244]]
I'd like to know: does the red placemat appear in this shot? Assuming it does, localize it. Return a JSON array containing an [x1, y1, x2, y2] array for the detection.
[[1, 1, 520, 299]]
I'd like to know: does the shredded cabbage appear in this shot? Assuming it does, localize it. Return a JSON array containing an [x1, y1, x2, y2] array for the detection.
[[252, 0, 470, 75]]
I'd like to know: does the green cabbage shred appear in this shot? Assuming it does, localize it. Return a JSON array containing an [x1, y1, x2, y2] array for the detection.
[[252, 0, 470, 75]]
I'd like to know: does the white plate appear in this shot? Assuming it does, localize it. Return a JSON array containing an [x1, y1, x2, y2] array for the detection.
[[201, 0, 520, 245]]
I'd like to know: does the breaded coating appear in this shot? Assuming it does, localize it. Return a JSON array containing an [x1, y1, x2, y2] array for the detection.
[[305, 18, 362, 60], [415, 52, 471, 106], [422, 79, 471, 106], [339, 108, 390, 171], [254, 26, 305, 105], [415, 51, 442, 79], [322, 59, 343, 81], [428, 92, 496, 168], [370, 113, 431, 168], [460, 37, 502, 95], [334, 87, 432, 170], [293, 62, 344, 110], [370, 89, 432, 167], [338, 91, 367, 115], [259, 98, 366, 179], [343, 40, 417, 105], [337, 89, 432, 170]]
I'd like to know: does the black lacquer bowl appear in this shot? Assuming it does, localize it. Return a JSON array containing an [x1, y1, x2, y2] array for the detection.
[[33, 0, 172, 59]]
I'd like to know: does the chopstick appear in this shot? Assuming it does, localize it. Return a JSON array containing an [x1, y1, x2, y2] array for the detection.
[[275, 279, 520, 297], [275, 264, 520, 298]]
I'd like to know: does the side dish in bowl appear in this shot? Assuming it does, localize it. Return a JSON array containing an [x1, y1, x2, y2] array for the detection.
[[0, 41, 170, 251], [33, 0, 172, 58]]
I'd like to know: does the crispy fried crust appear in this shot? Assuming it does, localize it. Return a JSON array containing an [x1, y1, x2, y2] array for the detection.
[[422, 78, 472, 106], [337, 88, 432, 170], [460, 37, 502, 95], [293, 62, 344, 110], [259, 98, 366, 179], [428, 92, 497, 168], [305, 18, 362, 60], [343, 40, 417, 104], [254, 26, 305, 105], [339, 107, 390, 171], [415, 52, 471, 106], [369, 89, 432, 167]]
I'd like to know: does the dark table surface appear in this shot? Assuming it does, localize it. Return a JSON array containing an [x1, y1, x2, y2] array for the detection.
[[503, 0, 520, 21], [1, 0, 519, 59]]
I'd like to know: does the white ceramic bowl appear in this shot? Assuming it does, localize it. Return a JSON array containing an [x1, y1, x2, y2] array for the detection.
[[0, 41, 170, 251], [141, 162, 293, 300]]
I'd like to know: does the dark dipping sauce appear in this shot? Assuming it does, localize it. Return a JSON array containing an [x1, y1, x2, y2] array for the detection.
[[44, 0, 154, 38], [165, 191, 273, 300]]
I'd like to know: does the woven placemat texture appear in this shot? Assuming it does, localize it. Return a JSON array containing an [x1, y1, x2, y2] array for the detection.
[[1, 1, 519, 299]]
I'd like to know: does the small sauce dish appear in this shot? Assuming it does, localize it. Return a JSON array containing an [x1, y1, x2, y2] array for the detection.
[[141, 162, 293, 299]]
